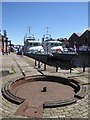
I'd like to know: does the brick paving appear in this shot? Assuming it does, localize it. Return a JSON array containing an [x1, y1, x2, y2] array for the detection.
[[0, 53, 89, 119]]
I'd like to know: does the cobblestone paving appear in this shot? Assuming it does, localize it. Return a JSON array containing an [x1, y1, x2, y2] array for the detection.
[[0, 53, 89, 119]]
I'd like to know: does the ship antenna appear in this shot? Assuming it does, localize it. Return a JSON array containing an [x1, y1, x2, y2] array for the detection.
[[46, 27, 49, 35], [28, 26, 31, 34], [42, 27, 51, 40], [46, 27, 51, 38], [27, 26, 34, 38]]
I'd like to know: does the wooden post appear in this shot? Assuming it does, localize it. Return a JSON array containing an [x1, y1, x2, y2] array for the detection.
[[70, 67, 72, 73], [44, 64, 46, 71], [70, 62, 72, 73], [83, 62, 85, 73], [56, 67, 58, 72], [35, 60, 37, 66], [56, 61, 58, 72], [38, 61, 40, 68]]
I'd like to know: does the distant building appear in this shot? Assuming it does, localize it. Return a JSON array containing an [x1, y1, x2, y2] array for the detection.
[[0, 34, 2, 52], [79, 29, 90, 46], [0, 34, 7, 53], [0, 30, 11, 54], [68, 29, 90, 51], [68, 33, 82, 48]]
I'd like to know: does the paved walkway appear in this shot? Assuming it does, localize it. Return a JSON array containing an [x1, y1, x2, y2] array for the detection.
[[0, 53, 89, 119]]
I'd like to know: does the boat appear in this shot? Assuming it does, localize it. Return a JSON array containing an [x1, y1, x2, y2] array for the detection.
[[41, 28, 77, 62], [24, 27, 77, 69], [27, 52, 76, 69], [23, 27, 44, 55], [52, 51, 77, 62]]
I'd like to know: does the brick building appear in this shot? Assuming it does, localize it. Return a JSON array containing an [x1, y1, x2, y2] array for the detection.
[[79, 29, 90, 46], [0, 30, 11, 54], [68, 29, 90, 50], [68, 32, 82, 48]]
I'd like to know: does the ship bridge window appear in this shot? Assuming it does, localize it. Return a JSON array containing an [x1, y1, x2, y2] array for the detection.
[[29, 43, 33, 46], [51, 43, 54, 46], [55, 43, 62, 46], [33, 43, 40, 46]]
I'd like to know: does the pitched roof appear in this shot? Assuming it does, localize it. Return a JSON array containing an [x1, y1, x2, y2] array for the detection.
[[87, 28, 90, 32], [84, 28, 90, 31], [75, 32, 82, 37]]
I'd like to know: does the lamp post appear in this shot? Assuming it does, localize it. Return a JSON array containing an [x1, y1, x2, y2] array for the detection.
[[2, 35, 4, 55], [3, 30, 8, 54]]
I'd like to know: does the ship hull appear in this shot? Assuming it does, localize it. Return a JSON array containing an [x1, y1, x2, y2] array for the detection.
[[52, 52, 77, 62], [24, 52, 77, 69]]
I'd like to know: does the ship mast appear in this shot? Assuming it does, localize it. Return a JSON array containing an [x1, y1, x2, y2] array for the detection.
[[24, 26, 35, 42], [46, 27, 49, 35], [42, 27, 51, 41], [28, 26, 31, 35]]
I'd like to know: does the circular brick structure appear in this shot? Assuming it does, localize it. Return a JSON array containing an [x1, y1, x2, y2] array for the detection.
[[1, 75, 86, 117], [12, 81, 74, 102]]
